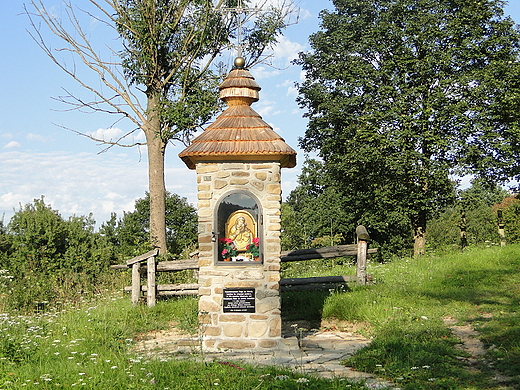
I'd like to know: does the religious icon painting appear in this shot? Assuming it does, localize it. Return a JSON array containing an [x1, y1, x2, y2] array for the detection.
[[226, 210, 257, 252], [216, 191, 262, 264]]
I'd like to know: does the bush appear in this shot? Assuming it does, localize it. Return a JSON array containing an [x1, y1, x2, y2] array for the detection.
[[2, 198, 119, 312], [427, 181, 508, 251], [495, 195, 520, 244]]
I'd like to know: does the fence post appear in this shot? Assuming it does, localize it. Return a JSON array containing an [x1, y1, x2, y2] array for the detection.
[[356, 225, 369, 285], [147, 254, 157, 307], [460, 210, 467, 249], [131, 262, 140, 306], [497, 209, 506, 247]]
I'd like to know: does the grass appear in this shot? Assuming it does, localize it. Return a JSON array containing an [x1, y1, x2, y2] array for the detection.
[[0, 292, 365, 389], [283, 244, 520, 390], [1, 244, 519, 389]]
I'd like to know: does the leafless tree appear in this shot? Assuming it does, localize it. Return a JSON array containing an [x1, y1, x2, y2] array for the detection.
[[26, 0, 295, 254]]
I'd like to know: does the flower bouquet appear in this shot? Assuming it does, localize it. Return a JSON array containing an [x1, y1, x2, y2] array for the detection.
[[219, 238, 237, 261], [246, 237, 260, 260]]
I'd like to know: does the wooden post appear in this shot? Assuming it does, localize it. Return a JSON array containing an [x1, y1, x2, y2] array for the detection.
[[356, 225, 369, 285], [125, 249, 159, 306], [147, 255, 156, 307], [460, 210, 467, 249], [131, 262, 140, 306], [497, 209, 506, 247]]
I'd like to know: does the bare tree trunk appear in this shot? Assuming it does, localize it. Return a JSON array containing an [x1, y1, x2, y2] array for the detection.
[[412, 211, 426, 256], [145, 94, 167, 255]]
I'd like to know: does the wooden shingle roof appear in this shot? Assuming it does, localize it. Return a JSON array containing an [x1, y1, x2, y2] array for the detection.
[[179, 64, 297, 170]]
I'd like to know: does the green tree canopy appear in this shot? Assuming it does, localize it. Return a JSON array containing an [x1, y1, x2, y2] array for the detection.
[[295, 0, 520, 255], [285, 158, 413, 255], [459, 178, 510, 210], [102, 191, 198, 257], [427, 179, 510, 250]]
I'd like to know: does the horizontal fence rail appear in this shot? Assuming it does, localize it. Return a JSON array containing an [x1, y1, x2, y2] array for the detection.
[[111, 226, 376, 306]]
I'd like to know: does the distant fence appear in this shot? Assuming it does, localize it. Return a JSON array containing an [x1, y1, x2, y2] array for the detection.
[[111, 226, 376, 307]]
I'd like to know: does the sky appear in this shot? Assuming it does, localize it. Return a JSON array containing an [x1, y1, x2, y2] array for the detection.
[[1, 0, 519, 227]]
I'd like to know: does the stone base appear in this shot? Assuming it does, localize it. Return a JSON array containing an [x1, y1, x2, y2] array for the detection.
[[202, 337, 281, 352]]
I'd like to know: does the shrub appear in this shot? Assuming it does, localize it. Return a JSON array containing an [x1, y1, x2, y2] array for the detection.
[[495, 195, 520, 244], [2, 198, 119, 312]]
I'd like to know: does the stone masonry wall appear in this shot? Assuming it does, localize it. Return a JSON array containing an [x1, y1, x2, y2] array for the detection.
[[196, 162, 282, 351]]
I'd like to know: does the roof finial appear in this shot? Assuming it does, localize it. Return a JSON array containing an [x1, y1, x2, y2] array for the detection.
[[234, 56, 246, 69]]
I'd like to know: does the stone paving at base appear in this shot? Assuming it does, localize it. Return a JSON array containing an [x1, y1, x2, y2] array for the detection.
[[133, 329, 399, 389]]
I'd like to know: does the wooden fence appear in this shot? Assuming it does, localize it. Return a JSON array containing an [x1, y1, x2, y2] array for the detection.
[[111, 226, 376, 307]]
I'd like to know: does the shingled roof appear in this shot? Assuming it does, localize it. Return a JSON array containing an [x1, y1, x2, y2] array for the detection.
[[178, 62, 297, 170]]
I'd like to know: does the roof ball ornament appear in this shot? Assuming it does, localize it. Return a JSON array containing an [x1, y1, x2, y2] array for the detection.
[[234, 56, 246, 69]]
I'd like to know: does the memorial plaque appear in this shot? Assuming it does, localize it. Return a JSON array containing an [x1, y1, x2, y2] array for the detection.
[[223, 288, 255, 313]]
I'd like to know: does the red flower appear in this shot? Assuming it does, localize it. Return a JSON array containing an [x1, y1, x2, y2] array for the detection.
[[245, 237, 260, 257], [220, 238, 237, 259]]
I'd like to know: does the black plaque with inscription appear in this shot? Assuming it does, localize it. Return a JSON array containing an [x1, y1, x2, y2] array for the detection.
[[223, 288, 255, 313]]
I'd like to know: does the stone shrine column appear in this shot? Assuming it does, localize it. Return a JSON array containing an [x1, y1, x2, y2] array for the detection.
[[179, 58, 296, 351], [196, 162, 282, 350]]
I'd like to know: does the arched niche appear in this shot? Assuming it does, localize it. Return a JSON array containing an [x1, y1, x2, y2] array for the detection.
[[215, 191, 262, 264]]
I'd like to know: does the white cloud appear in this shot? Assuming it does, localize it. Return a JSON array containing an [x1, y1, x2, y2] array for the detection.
[[286, 85, 298, 97], [268, 122, 282, 133], [278, 79, 292, 87], [257, 105, 276, 117], [251, 65, 282, 80], [86, 127, 146, 149], [281, 165, 301, 199], [249, 37, 305, 78], [256, 94, 284, 117], [88, 127, 124, 142], [298, 8, 312, 20], [0, 192, 18, 204], [133, 129, 147, 142], [26, 133, 49, 142], [4, 141, 21, 149], [273, 35, 305, 64], [277, 79, 298, 97], [0, 150, 197, 226], [105, 191, 125, 200]]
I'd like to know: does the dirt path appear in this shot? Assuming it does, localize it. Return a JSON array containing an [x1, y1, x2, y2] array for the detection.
[[132, 316, 516, 388], [442, 316, 513, 389]]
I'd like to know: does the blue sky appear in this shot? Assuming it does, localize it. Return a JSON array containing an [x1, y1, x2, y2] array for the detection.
[[1, 0, 519, 226]]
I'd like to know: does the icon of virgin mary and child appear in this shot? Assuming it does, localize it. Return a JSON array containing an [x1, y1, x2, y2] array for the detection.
[[229, 216, 254, 251]]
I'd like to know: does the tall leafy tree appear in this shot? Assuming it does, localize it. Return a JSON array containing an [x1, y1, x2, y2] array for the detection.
[[427, 179, 510, 250], [113, 191, 198, 257], [286, 158, 412, 255], [285, 159, 350, 244], [26, 0, 293, 254], [296, 0, 520, 255], [497, 195, 520, 243]]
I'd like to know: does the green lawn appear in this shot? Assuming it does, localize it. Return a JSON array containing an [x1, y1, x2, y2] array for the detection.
[[0, 293, 363, 389], [321, 245, 520, 389], [1, 244, 519, 389]]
